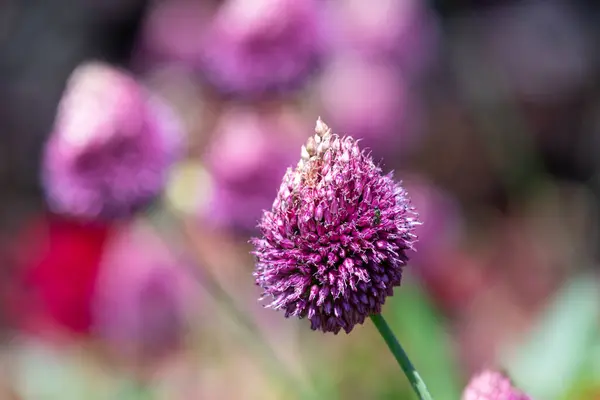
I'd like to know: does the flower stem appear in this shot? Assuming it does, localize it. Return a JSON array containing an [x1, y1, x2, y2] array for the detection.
[[370, 313, 433, 400]]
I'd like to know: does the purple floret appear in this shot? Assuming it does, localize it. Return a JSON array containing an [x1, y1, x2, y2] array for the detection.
[[251, 119, 419, 334]]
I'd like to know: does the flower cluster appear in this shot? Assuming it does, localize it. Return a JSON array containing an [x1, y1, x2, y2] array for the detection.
[[252, 119, 419, 334], [42, 62, 183, 220], [199, 0, 323, 97], [203, 106, 305, 233], [462, 370, 532, 400]]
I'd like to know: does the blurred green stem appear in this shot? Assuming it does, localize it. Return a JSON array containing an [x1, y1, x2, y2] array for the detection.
[[370, 314, 433, 400], [194, 260, 317, 399], [150, 207, 317, 400]]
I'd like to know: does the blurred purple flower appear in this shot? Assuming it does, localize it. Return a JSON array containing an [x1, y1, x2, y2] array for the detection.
[[42, 62, 184, 220], [402, 177, 463, 263], [325, 0, 438, 74], [93, 222, 198, 362], [135, 0, 215, 69], [203, 106, 305, 233], [251, 119, 419, 334], [199, 0, 324, 97], [318, 56, 419, 161], [462, 370, 532, 400]]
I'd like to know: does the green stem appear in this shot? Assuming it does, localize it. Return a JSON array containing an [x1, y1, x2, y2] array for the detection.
[[370, 314, 433, 400]]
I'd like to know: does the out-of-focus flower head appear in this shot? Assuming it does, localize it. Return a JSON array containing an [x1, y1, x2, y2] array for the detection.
[[199, 0, 324, 97], [462, 369, 532, 400], [325, 0, 439, 74], [136, 0, 215, 69], [402, 177, 463, 262], [318, 55, 419, 162], [251, 119, 419, 334], [93, 222, 198, 362], [203, 105, 305, 233], [16, 215, 113, 337], [42, 62, 184, 220]]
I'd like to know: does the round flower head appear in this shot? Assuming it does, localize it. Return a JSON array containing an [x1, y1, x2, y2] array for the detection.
[[204, 106, 305, 233], [251, 119, 419, 334], [93, 222, 198, 362], [42, 62, 183, 220], [462, 370, 532, 400], [199, 0, 323, 97], [135, 0, 214, 69], [325, 0, 439, 75]]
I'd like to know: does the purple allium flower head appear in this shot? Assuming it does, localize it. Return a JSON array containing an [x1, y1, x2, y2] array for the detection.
[[93, 222, 198, 362], [135, 0, 214, 69], [462, 370, 532, 400], [203, 106, 305, 233], [42, 62, 184, 220], [251, 119, 419, 334], [199, 0, 323, 97], [325, 0, 439, 75]]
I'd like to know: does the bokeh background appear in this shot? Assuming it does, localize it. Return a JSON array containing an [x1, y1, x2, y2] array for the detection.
[[1, 0, 600, 398]]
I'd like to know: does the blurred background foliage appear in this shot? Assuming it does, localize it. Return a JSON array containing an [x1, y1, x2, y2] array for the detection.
[[1, 0, 600, 399]]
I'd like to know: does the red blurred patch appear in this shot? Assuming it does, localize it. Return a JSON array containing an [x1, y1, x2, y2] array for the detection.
[[417, 248, 489, 315], [12, 214, 113, 338]]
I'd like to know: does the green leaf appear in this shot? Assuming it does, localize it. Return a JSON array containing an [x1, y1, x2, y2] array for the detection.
[[12, 339, 116, 400], [385, 280, 463, 400], [503, 273, 600, 400]]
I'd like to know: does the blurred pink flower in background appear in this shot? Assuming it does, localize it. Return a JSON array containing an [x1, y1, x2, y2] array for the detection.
[[136, 0, 215, 69], [93, 222, 199, 363], [462, 369, 531, 400], [403, 177, 464, 263], [325, 0, 439, 75], [42, 62, 184, 220], [16, 215, 113, 337], [202, 105, 305, 233], [317, 56, 420, 162], [199, 0, 324, 97]]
